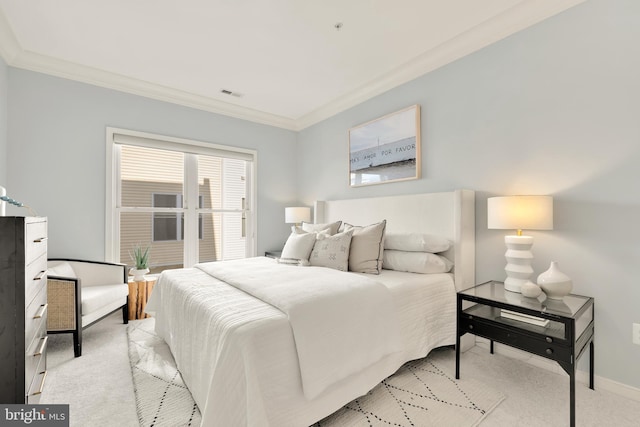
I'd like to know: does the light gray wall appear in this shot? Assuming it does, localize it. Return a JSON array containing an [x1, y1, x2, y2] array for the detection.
[[6, 69, 297, 259], [0, 55, 7, 186], [298, 0, 640, 389], [4, 0, 639, 392]]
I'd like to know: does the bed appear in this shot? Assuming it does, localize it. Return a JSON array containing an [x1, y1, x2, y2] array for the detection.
[[145, 189, 475, 427]]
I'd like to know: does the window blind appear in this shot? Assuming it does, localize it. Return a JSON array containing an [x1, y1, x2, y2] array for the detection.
[[112, 132, 254, 162]]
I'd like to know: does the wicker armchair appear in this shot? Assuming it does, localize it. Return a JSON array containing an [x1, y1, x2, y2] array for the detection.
[[47, 259, 129, 357]]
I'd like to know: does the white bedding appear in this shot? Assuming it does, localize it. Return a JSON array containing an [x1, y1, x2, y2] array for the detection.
[[146, 258, 456, 427], [195, 257, 402, 399]]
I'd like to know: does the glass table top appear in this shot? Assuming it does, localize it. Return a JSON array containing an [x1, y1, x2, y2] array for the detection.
[[459, 281, 592, 320]]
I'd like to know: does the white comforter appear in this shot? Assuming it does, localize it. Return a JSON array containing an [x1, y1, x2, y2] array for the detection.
[[196, 257, 402, 399], [146, 258, 456, 427]]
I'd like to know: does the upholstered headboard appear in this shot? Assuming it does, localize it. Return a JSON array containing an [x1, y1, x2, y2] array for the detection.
[[314, 189, 475, 291]]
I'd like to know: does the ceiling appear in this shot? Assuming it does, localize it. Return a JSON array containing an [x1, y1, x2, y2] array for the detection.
[[0, 0, 585, 130]]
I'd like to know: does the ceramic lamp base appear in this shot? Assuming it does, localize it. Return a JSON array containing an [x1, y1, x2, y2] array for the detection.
[[503, 235, 534, 293]]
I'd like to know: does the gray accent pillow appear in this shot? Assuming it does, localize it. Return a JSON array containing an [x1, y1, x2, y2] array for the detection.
[[309, 229, 354, 271], [343, 220, 386, 274]]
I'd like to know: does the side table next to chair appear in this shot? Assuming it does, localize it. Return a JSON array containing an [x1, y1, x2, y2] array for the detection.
[[128, 277, 157, 320]]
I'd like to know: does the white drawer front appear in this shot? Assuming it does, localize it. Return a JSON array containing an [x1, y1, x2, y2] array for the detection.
[[26, 361, 47, 405], [25, 285, 47, 345], [25, 220, 47, 266], [25, 321, 47, 392], [25, 253, 47, 307]]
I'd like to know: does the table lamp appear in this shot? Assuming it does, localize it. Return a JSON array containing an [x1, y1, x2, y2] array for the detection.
[[487, 195, 553, 293], [285, 206, 311, 226]]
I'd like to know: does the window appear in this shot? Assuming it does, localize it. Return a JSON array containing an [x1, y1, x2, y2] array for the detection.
[[152, 194, 203, 241], [106, 128, 256, 274]]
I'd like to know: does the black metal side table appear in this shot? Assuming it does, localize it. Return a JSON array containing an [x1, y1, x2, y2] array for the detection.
[[456, 280, 594, 427]]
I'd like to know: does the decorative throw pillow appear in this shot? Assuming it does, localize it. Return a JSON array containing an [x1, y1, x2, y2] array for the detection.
[[301, 221, 342, 236], [382, 250, 453, 274], [309, 229, 354, 271], [343, 220, 386, 274], [384, 233, 451, 253], [291, 225, 331, 238], [281, 232, 317, 261], [47, 262, 77, 278]]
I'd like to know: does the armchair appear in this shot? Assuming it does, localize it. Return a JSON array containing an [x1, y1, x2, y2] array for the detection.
[[47, 259, 129, 357]]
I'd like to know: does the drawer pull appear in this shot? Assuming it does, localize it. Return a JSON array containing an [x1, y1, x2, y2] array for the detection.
[[31, 371, 47, 396], [468, 324, 474, 330], [33, 270, 46, 281], [33, 303, 48, 319], [545, 337, 553, 343], [34, 336, 48, 357], [545, 348, 554, 355], [33, 237, 48, 243]]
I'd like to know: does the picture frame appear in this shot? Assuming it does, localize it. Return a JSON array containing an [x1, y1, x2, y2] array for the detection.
[[348, 104, 421, 187]]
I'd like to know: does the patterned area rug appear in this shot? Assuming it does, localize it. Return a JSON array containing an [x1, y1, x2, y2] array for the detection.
[[127, 319, 202, 426], [312, 354, 504, 427], [128, 319, 504, 427]]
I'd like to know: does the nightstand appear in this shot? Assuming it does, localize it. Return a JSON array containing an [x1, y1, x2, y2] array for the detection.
[[264, 250, 282, 259], [456, 280, 594, 427]]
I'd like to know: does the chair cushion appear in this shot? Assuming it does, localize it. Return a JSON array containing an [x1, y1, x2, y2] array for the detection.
[[81, 284, 129, 316], [48, 261, 77, 278]]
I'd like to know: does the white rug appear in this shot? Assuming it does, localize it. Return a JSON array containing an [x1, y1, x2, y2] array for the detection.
[[128, 319, 504, 427], [312, 354, 504, 427], [128, 319, 202, 427]]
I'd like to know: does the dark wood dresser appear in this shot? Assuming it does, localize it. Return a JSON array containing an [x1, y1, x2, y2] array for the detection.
[[0, 216, 48, 403]]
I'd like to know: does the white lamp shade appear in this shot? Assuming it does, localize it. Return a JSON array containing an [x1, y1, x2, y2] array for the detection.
[[488, 195, 553, 293], [285, 207, 311, 224], [487, 196, 553, 231]]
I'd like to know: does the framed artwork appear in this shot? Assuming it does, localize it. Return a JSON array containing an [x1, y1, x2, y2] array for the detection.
[[348, 104, 421, 187]]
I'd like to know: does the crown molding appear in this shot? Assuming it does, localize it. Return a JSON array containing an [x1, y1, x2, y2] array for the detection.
[[295, 0, 587, 130], [0, 5, 297, 131], [0, 8, 20, 64], [9, 49, 298, 130], [2, 0, 586, 132]]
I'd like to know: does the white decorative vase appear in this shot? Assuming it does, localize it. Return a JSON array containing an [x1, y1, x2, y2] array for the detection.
[[130, 267, 149, 282], [521, 281, 543, 298], [537, 261, 572, 300]]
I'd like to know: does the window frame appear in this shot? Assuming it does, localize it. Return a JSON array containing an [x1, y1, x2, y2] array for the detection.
[[105, 127, 257, 267], [151, 193, 204, 242]]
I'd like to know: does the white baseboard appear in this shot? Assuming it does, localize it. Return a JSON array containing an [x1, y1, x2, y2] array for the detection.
[[474, 337, 640, 403]]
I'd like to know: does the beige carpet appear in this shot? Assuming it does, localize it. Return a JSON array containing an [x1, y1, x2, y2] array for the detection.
[[128, 318, 504, 427]]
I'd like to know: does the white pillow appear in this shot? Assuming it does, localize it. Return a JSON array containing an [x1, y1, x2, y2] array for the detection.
[[291, 225, 330, 238], [281, 232, 317, 261], [384, 233, 451, 253], [382, 250, 453, 274], [309, 229, 354, 271], [48, 262, 77, 278], [343, 220, 386, 274], [302, 221, 342, 236]]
